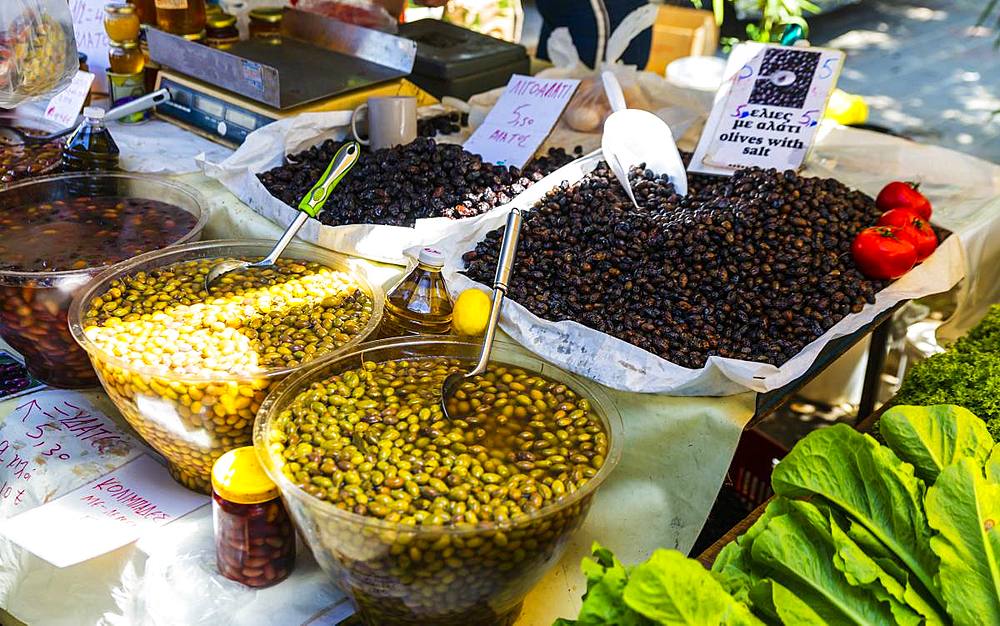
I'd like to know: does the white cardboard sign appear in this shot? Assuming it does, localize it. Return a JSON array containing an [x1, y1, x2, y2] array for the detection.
[[44, 70, 95, 129], [1, 454, 208, 567], [464, 74, 579, 169], [689, 42, 845, 176]]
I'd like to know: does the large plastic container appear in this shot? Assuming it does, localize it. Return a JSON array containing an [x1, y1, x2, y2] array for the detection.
[[254, 336, 624, 626], [0, 114, 65, 185], [0, 173, 206, 387], [69, 240, 384, 493]]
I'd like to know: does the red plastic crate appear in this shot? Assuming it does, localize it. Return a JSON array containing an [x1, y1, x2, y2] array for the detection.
[[726, 427, 788, 510]]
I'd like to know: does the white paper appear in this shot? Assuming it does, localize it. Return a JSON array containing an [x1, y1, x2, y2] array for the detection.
[[2, 454, 207, 568], [69, 0, 110, 91], [44, 71, 94, 129], [201, 110, 566, 265], [464, 75, 579, 169], [420, 149, 965, 396], [0, 390, 143, 518], [690, 42, 845, 175]]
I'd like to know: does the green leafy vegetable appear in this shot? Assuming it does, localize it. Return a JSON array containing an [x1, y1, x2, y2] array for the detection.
[[770, 424, 943, 608], [880, 404, 993, 483], [713, 498, 791, 602], [748, 580, 825, 625], [559, 543, 651, 626], [828, 510, 939, 625], [557, 544, 762, 625], [925, 457, 1000, 625], [750, 500, 901, 625], [624, 550, 762, 625], [559, 403, 1000, 626], [895, 305, 1000, 439]]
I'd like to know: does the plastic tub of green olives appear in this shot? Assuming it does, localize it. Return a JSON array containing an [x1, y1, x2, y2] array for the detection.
[[69, 240, 384, 493], [254, 336, 624, 626]]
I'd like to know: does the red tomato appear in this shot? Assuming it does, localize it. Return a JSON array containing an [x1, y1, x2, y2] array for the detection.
[[876, 209, 938, 261], [876, 181, 932, 219], [851, 226, 917, 280], [877, 207, 921, 229]]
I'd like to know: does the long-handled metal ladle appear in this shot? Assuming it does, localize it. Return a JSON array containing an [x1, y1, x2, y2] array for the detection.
[[0, 89, 171, 145], [204, 141, 361, 292], [440, 208, 523, 420]]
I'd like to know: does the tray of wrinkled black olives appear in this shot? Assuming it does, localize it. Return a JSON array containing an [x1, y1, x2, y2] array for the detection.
[[433, 150, 962, 396]]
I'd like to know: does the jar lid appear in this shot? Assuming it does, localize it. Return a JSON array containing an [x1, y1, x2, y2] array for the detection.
[[418, 247, 445, 267], [207, 13, 237, 28], [83, 106, 106, 120], [104, 2, 135, 15], [109, 40, 140, 49], [212, 447, 279, 504], [249, 7, 284, 23], [183, 30, 207, 42]]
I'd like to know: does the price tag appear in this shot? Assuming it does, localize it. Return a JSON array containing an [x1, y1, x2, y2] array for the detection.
[[43, 71, 95, 128], [0, 390, 143, 517], [689, 42, 845, 176], [464, 75, 579, 169], [70, 0, 111, 88], [0, 454, 208, 567]]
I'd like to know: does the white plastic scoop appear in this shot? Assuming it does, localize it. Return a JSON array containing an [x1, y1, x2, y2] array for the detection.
[[600, 71, 688, 207]]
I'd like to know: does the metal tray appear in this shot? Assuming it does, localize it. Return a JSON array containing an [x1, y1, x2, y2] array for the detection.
[[147, 9, 416, 110]]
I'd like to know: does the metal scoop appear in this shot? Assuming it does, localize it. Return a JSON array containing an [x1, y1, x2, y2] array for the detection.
[[441, 208, 523, 420], [0, 89, 171, 145], [204, 141, 361, 292]]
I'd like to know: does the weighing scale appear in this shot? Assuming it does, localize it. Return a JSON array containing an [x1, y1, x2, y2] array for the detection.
[[148, 9, 433, 146]]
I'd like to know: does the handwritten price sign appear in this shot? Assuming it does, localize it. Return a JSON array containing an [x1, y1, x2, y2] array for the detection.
[[0, 390, 140, 517], [1, 455, 207, 567], [689, 42, 845, 176], [464, 75, 579, 169]]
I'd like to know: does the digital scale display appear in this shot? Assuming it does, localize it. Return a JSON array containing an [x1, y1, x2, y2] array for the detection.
[[226, 108, 257, 131], [155, 74, 278, 147]]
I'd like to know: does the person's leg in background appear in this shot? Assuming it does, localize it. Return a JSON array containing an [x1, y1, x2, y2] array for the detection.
[[535, 0, 652, 68]]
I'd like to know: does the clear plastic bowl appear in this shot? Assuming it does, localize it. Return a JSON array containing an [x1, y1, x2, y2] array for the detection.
[[0, 114, 65, 185], [0, 173, 207, 387], [69, 240, 385, 493], [254, 336, 624, 626]]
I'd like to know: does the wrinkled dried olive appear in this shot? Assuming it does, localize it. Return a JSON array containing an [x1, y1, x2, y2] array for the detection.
[[258, 138, 582, 227], [463, 158, 889, 370]]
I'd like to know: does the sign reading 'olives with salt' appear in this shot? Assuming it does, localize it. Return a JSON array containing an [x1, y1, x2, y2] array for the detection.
[[689, 42, 845, 176], [464, 74, 579, 170]]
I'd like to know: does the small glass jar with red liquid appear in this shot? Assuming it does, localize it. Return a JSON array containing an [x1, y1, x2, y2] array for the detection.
[[211, 447, 295, 588]]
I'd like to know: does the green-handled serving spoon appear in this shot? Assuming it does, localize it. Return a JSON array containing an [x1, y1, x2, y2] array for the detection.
[[204, 141, 361, 292]]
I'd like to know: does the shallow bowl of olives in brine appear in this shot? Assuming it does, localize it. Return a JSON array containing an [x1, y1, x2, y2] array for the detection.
[[254, 336, 624, 626], [69, 240, 384, 493], [0, 173, 207, 388]]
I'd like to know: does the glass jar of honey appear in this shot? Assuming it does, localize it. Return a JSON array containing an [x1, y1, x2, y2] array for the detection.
[[211, 447, 295, 588], [129, 0, 157, 25], [248, 7, 282, 42], [205, 13, 239, 50], [108, 40, 145, 74], [104, 2, 141, 42], [155, 0, 207, 36]]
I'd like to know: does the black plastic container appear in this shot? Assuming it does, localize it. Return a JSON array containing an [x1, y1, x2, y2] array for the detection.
[[399, 20, 530, 100]]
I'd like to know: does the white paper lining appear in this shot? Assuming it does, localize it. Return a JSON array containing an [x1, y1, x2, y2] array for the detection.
[[420, 150, 965, 396]]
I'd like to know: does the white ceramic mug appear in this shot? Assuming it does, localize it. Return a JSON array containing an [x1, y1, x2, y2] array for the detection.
[[351, 96, 418, 151]]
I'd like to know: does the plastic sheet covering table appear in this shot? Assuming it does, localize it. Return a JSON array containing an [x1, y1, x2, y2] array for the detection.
[[4, 114, 1000, 624]]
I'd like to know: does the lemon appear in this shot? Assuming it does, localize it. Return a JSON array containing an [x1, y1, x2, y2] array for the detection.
[[825, 89, 869, 126], [452, 289, 492, 336]]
